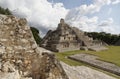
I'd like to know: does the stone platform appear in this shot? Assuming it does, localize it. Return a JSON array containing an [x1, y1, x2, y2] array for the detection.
[[61, 62, 116, 79], [88, 45, 108, 51], [68, 53, 120, 76]]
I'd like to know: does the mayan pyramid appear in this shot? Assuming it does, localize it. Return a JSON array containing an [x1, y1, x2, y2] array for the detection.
[[41, 19, 107, 52]]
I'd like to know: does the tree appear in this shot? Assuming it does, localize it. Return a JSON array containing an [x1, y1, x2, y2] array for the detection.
[[86, 32, 120, 45], [0, 6, 12, 15], [30, 27, 42, 45]]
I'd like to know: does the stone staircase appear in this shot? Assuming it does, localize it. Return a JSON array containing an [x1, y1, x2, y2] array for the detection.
[[71, 27, 93, 46], [71, 27, 108, 51]]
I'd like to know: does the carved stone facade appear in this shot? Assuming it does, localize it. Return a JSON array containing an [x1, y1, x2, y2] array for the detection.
[[41, 19, 106, 52]]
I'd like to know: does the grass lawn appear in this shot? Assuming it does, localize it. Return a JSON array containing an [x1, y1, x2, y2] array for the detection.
[[55, 46, 120, 79], [55, 46, 120, 66]]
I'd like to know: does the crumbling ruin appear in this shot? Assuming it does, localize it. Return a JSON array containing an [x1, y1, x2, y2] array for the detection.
[[0, 14, 68, 79], [40, 19, 107, 52]]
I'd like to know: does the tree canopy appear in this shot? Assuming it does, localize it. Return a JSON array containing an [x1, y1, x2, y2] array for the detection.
[[0, 6, 12, 15], [85, 32, 120, 45], [30, 27, 42, 45]]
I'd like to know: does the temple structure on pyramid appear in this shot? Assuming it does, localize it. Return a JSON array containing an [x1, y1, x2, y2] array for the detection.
[[40, 19, 107, 52]]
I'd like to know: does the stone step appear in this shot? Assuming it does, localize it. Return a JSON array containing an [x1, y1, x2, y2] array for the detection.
[[61, 62, 116, 79]]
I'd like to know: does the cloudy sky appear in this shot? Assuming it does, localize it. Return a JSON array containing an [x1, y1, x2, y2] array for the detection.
[[0, 0, 120, 37]]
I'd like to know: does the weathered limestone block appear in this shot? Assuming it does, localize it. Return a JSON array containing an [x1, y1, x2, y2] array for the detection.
[[21, 39, 29, 43], [0, 39, 8, 42], [0, 70, 20, 79], [1, 61, 15, 72], [0, 43, 6, 54], [19, 29, 26, 34], [32, 44, 37, 49], [0, 14, 68, 79], [6, 47, 13, 51], [0, 62, 2, 70], [21, 78, 32, 79]]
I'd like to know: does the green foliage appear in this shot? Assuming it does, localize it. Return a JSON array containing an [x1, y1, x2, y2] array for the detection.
[[85, 32, 120, 45], [30, 27, 42, 45], [0, 6, 12, 15]]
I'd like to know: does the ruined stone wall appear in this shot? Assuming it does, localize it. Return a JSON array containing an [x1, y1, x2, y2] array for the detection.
[[0, 14, 37, 55], [41, 18, 108, 52], [41, 20, 82, 52], [0, 14, 68, 79], [56, 43, 80, 52]]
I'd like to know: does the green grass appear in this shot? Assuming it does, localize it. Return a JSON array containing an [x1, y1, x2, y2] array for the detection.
[[55, 46, 120, 79], [87, 46, 120, 66], [56, 50, 86, 66], [56, 46, 120, 66]]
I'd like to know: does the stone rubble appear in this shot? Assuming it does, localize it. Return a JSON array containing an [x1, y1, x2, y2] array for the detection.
[[0, 70, 20, 79], [0, 14, 68, 79], [1, 61, 15, 72]]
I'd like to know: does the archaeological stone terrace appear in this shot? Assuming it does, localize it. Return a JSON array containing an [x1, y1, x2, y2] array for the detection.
[[0, 14, 68, 79], [40, 19, 107, 52], [69, 53, 120, 76]]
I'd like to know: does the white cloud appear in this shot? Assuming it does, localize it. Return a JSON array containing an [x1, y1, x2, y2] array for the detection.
[[0, 0, 68, 36], [99, 18, 113, 26], [65, 0, 120, 34], [0, 0, 119, 36], [108, 8, 112, 15], [112, 0, 120, 4], [65, 0, 113, 32], [99, 27, 115, 33], [98, 18, 120, 34], [66, 16, 98, 32], [99, 25, 120, 34]]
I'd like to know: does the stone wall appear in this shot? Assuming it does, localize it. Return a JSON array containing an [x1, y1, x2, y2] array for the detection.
[[0, 14, 68, 79]]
